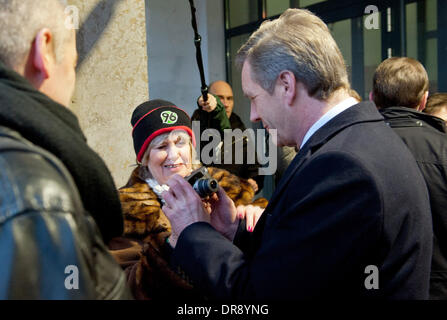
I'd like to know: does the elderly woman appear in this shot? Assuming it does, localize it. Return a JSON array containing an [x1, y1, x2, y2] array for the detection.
[[109, 99, 267, 300]]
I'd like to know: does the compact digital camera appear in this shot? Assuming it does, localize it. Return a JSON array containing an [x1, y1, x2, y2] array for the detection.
[[185, 167, 218, 198]]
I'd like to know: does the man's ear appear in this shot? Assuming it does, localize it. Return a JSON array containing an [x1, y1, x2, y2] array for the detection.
[[277, 70, 296, 106], [369, 91, 374, 102], [31, 29, 55, 80], [418, 91, 429, 112]]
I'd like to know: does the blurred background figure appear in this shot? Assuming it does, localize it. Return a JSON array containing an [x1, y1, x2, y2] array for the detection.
[[424, 93, 447, 123]]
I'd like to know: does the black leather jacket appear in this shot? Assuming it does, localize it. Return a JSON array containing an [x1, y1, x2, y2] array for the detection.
[[0, 126, 132, 299]]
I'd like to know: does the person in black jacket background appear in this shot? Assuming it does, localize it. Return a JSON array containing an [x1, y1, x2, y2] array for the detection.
[[372, 57, 447, 300]]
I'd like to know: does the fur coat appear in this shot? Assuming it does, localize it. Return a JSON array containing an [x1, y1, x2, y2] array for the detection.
[[108, 166, 268, 300]]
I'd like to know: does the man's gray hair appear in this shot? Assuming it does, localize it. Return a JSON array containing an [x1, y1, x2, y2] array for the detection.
[[236, 8, 350, 101], [0, 0, 69, 69]]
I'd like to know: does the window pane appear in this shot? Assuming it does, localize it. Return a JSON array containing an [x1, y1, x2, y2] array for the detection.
[[426, 0, 437, 32], [406, 3, 418, 59], [405, 0, 438, 92], [266, 0, 289, 17], [426, 38, 438, 92], [364, 12, 382, 98], [229, 34, 251, 128], [329, 19, 352, 82], [299, 0, 326, 7], [228, 0, 258, 28]]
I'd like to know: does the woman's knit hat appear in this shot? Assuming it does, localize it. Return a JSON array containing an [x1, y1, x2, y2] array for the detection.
[[131, 99, 195, 162]]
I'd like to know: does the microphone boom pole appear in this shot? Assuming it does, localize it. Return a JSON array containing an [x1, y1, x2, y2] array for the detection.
[[188, 0, 208, 102]]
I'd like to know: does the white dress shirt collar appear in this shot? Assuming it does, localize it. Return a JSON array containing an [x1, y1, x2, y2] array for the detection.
[[300, 97, 358, 149]]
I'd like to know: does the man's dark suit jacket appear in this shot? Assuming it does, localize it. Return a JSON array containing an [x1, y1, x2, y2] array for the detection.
[[172, 101, 433, 300]]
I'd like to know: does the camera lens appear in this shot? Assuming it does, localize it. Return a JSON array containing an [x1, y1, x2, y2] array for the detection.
[[209, 179, 217, 190], [193, 178, 218, 198]]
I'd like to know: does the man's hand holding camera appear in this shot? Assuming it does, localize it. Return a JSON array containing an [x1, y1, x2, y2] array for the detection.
[[161, 175, 210, 247], [206, 186, 239, 241], [162, 174, 239, 248]]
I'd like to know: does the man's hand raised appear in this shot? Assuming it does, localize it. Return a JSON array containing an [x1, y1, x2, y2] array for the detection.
[[198, 94, 218, 113]]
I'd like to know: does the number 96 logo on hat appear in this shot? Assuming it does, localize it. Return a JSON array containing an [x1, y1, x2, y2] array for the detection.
[[161, 111, 178, 124]]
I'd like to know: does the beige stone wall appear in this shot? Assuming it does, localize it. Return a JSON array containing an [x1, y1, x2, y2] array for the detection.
[[68, 0, 148, 187]]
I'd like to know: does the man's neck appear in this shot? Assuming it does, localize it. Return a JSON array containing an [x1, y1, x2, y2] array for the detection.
[[294, 89, 354, 148], [320, 89, 353, 115]]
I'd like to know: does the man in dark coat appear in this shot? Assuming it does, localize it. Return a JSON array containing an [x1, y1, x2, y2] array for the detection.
[[0, 0, 130, 299], [161, 9, 433, 300], [372, 57, 447, 299]]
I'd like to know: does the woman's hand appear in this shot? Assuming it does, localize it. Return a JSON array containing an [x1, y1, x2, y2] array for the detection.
[[236, 205, 264, 233], [247, 178, 259, 193]]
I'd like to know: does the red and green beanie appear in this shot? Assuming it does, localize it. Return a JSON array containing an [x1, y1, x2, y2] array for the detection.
[[131, 99, 196, 162]]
